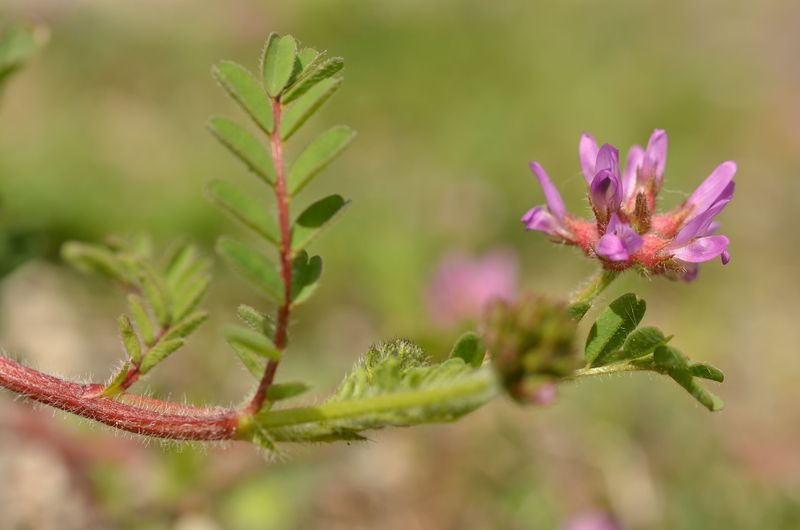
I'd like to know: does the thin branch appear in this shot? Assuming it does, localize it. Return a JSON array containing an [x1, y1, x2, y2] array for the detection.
[[245, 97, 293, 415], [0, 356, 239, 441]]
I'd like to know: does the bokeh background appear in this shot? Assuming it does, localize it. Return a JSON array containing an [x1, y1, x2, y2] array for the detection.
[[1, 1, 799, 529]]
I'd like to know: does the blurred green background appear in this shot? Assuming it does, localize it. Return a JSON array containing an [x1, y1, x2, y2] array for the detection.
[[1, 1, 799, 529]]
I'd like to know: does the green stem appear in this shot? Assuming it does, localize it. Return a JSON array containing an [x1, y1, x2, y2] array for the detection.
[[237, 370, 498, 440], [566, 362, 649, 380], [569, 269, 620, 306]]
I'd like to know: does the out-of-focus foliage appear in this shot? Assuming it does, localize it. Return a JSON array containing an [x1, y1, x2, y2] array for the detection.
[[0, 1, 799, 529]]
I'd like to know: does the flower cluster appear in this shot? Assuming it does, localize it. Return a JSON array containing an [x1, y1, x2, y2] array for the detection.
[[522, 129, 735, 280]]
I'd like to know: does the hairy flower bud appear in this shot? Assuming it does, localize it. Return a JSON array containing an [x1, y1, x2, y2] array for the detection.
[[483, 295, 580, 403]]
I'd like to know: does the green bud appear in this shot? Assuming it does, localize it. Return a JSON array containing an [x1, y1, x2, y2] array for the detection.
[[484, 295, 579, 404]]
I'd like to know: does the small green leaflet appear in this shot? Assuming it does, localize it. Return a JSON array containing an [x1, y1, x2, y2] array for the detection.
[[206, 179, 280, 245], [61, 242, 128, 283], [449, 332, 485, 368], [162, 311, 208, 342], [212, 61, 273, 134], [267, 382, 310, 401], [261, 34, 297, 97], [287, 126, 355, 195], [208, 117, 276, 185], [217, 238, 283, 302], [283, 57, 344, 104], [127, 294, 155, 346], [585, 293, 646, 366], [224, 326, 280, 361], [291, 194, 349, 253], [140, 339, 184, 374], [118, 315, 141, 364], [291, 251, 322, 305], [280, 77, 342, 140]]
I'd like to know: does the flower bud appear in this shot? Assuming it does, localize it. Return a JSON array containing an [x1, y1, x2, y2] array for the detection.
[[483, 295, 580, 404]]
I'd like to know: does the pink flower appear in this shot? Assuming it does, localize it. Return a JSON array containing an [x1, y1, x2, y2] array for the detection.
[[427, 250, 519, 327], [522, 129, 735, 280]]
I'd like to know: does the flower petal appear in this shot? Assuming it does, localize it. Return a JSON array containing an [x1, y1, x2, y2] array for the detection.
[[595, 233, 629, 261], [579, 133, 599, 184], [681, 263, 700, 282], [671, 235, 730, 263], [686, 161, 736, 216], [521, 206, 562, 236], [529, 162, 566, 221], [643, 129, 668, 185], [589, 169, 622, 214], [721, 250, 730, 265], [671, 199, 730, 248], [622, 145, 644, 201], [606, 212, 643, 255]]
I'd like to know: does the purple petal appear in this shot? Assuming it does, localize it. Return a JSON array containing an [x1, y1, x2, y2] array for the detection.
[[529, 162, 567, 222], [596, 233, 629, 261], [622, 145, 644, 201], [671, 235, 730, 263], [579, 133, 599, 184], [681, 263, 700, 282], [643, 129, 668, 185], [589, 169, 622, 214], [522, 206, 562, 236], [686, 161, 737, 215], [671, 199, 730, 248], [607, 212, 643, 254], [721, 250, 730, 265], [594, 144, 620, 177]]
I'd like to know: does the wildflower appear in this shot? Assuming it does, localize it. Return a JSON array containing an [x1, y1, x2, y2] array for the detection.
[[522, 129, 734, 280], [426, 249, 519, 327]]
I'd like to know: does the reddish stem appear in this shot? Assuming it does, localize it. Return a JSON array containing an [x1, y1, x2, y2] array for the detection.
[[0, 356, 239, 441], [244, 98, 293, 415]]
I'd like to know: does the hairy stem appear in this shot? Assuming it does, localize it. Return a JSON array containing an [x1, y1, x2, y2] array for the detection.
[[245, 98, 292, 415], [569, 269, 620, 306], [0, 357, 238, 440], [566, 362, 649, 379]]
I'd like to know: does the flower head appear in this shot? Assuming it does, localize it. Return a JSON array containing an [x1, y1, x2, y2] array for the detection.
[[427, 249, 519, 327], [522, 129, 734, 280]]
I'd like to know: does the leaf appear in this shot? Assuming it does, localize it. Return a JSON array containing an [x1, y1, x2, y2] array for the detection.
[[118, 315, 141, 364], [140, 339, 185, 374], [585, 293, 646, 366], [102, 363, 133, 397], [237, 304, 275, 337], [232, 342, 265, 378], [567, 302, 591, 321], [283, 57, 344, 104], [261, 34, 297, 97], [449, 332, 485, 368], [291, 194, 349, 253], [172, 273, 210, 322], [162, 311, 208, 342], [224, 326, 280, 361], [139, 263, 171, 327], [593, 326, 668, 367], [164, 244, 197, 288], [653, 344, 688, 371], [127, 294, 155, 346], [287, 126, 355, 195], [217, 238, 283, 302], [296, 48, 320, 71], [62, 241, 128, 283], [0, 26, 46, 88], [291, 251, 322, 305], [690, 362, 725, 383], [280, 77, 342, 140], [623, 327, 668, 359], [669, 369, 724, 412], [267, 382, 310, 402], [212, 61, 273, 134], [208, 117, 276, 185], [206, 179, 280, 245]]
